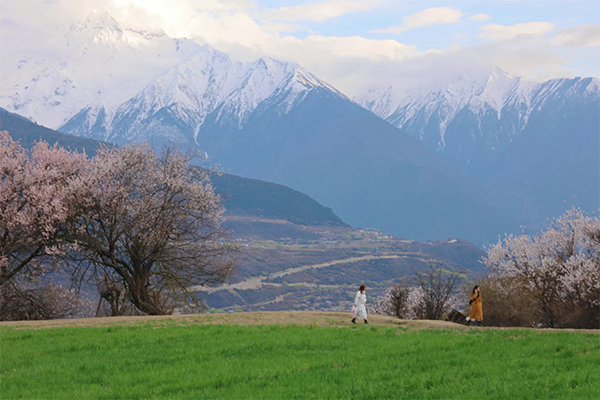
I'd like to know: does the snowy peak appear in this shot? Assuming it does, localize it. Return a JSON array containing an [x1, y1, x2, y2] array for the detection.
[[0, 12, 206, 129], [585, 77, 600, 95], [354, 86, 399, 120], [358, 66, 521, 121], [355, 68, 600, 163], [356, 65, 531, 136], [0, 59, 75, 128], [468, 67, 520, 114], [64, 11, 197, 59], [112, 45, 239, 128], [139, 47, 337, 118], [72, 11, 121, 31], [66, 12, 123, 47], [70, 41, 347, 145], [533, 76, 599, 99], [3, 11, 344, 146]]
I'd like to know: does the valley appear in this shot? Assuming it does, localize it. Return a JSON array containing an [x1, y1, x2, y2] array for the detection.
[[198, 216, 485, 312]]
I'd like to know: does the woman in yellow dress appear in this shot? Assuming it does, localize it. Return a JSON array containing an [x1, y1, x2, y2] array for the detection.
[[467, 285, 483, 326]]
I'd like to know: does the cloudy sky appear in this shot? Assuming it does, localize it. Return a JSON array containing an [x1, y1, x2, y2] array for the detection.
[[1, 0, 599, 95]]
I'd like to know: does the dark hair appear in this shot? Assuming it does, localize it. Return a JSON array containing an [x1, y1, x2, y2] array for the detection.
[[359, 284, 366, 292], [472, 285, 480, 294]]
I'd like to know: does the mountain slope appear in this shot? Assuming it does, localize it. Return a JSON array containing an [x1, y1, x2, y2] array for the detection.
[[0, 107, 105, 155], [0, 108, 346, 228], [356, 70, 600, 226], [194, 87, 514, 244], [488, 78, 600, 223], [355, 69, 599, 166]]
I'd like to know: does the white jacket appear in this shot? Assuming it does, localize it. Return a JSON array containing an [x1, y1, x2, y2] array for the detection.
[[354, 291, 366, 306], [354, 291, 367, 319]]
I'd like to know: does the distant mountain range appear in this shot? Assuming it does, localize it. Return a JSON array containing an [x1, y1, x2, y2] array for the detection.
[[1, 11, 598, 244], [356, 70, 600, 225], [355, 67, 598, 169], [61, 46, 345, 150]]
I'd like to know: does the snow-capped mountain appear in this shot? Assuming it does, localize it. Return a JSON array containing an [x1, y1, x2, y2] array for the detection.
[[355, 68, 600, 166], [3, 12, 597, 245], [0, 11, 201, 129], [61, 45, 345, 147], [0, 12, 517, 245], [1, 11, 345, 149], [357, 68, 600, 229]]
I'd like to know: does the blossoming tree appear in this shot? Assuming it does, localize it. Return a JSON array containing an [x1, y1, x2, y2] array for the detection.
[[72, 145, 237, 315], [0, 131, 88, 286], [484, 207, 600, 328]]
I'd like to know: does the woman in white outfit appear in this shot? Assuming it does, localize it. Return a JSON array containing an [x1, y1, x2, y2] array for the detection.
[[352, 284, 368, 324]]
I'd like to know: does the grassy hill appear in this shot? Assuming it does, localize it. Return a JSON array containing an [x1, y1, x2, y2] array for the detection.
[[202, 224, 485, 312], [1, 312, 598, 399], [212, 173, 346, 227], [0, 107, 106, 155]]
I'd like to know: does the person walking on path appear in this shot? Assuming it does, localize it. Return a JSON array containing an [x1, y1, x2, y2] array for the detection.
[[352, 284, 368, 324], [466, 285, 483, 326]]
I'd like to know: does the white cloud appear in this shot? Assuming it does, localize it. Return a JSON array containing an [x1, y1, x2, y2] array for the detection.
[[404, 7, 463, 29], [260, 21, 302, 33], [1, 0, 598, 99], [554, 24, 600, 48], [264, 1, 372, 22], [342, 38, 573, 95], [372, 7, 463, 34], [480, 22, 555, 41], [299, 35, 416, 60], [109, 0, 260, 40], [114, 0, 256, 13], [208, 34, 418, 94], [371, 26, 405, 34], [470, 13, 490, 21]]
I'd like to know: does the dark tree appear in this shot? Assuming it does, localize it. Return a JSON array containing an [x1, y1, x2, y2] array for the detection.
[[414, 264, 462, 320], [377, 282, 410, 318]]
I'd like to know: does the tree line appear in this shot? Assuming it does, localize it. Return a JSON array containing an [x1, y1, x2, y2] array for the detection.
[[0, 131, 236, 320], [377, 207, 600, 329]]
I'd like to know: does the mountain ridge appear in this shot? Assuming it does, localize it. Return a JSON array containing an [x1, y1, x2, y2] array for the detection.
[[0, 107, 346, 228], [59, 45, 347, 148], [355, 68, 599, 166], [356, 70, 600, 230]]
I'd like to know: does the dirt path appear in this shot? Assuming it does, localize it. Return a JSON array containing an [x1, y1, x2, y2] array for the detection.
[[2, 311, 598, 332], [191, 255, 400, 293], [0, 312, 457, 330]]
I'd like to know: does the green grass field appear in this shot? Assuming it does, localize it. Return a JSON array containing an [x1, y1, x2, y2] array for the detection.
[[1, 318, 599, 399]]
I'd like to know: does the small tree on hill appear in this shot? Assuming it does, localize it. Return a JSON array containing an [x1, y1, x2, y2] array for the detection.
[[414, 264, 462, 320], [71, 145, 237, 315], [377, 281, 410, 318]]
